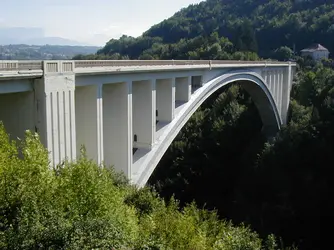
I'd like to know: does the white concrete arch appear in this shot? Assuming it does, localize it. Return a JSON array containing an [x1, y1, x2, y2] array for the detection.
[[133, 70, 281, 187]]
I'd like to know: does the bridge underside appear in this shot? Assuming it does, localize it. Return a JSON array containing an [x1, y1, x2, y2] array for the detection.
[[239, 80, 280, 138], [131, 72, 283, 187]]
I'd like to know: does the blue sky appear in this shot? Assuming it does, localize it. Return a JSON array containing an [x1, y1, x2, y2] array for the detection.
[[1, 0, 203, 45]]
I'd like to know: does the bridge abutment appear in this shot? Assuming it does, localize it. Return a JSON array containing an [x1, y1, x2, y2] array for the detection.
[[35, 65, 77, 166]]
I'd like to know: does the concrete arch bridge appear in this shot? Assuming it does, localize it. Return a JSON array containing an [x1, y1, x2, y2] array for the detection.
[[0, 60, 296, 186]]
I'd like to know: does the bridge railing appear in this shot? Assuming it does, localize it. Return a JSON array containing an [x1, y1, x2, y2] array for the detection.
[[0, 60, 292, 72], [74, 60, 208, 68], [0, 61, 19, 71], [18, 61, 43, 70], [0, 60, 43, 71], [73, 60, 285, 68]]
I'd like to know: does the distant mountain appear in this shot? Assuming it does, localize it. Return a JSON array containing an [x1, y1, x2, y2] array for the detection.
[[0, 27, 45, 45], [23, 37, 89, 46], [0, 44, 101, 60], [0, 27, 90, 46]]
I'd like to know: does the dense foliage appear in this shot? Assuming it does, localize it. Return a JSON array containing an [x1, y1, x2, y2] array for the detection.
[[75, 0, 334, 61], [0, 124, 292, 249], [149, 62, 334, 250]]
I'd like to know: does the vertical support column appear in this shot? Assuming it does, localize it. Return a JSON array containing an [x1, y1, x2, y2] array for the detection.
[[103, 81, 132, 178], [97, 84, 104, 164], [274, 70, 279, 104], [172, 78, 175, 115], [268, 70, 273, 95], [75, 84, 103, 164], [132, 79, 155, 150], [263, 69, 268, 86], [35, 61, 76, 166], [271, 70, 277, 105], [175, 76, 191, 102], [276, 70, 280, 113], [279, 70, 284, 115], [281, 63, 292, 125], [156, 78, 175, 123]]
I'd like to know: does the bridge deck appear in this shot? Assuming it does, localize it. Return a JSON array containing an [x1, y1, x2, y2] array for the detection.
[[0, 60, 295, 79]]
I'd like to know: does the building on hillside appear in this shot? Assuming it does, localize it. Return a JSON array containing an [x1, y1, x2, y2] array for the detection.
[[300, 44, 330, 61]]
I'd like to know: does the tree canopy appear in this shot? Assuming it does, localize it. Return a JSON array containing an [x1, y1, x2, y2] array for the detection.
[[0, 124, 292, 249], [74, 0, 334, 61]]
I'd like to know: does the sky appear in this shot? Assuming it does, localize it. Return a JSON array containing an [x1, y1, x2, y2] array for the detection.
[[1, 0, 203, 46]]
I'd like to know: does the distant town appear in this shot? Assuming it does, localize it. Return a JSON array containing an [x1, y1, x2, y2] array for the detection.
[[0, 44, 100, 60]]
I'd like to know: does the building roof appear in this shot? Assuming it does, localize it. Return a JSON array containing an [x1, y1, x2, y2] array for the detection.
[[301, 43, 329, 53]]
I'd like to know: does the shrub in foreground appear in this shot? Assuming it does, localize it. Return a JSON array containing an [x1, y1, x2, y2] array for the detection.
[[0, 124, 295, 249]]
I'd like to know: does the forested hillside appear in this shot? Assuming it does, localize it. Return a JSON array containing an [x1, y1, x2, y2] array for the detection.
[[75, 0, 334, 60], [149, 62, 334, 250]]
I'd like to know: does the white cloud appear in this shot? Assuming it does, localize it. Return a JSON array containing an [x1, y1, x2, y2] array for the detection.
[[102, 24, 123, 31]]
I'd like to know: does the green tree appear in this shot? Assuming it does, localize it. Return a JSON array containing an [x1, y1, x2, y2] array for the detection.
[[235, 19, 258, 53], [273, 46, 294, 61]]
